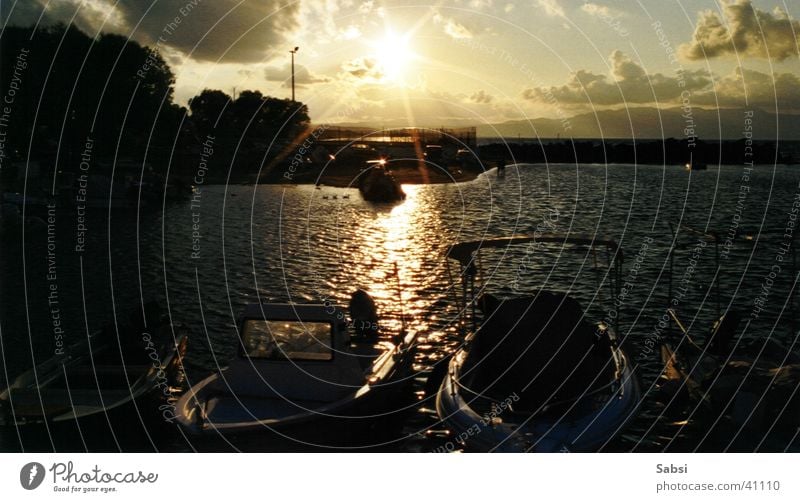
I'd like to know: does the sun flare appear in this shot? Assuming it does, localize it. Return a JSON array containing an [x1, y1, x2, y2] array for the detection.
[[371, 29, 414, 83]]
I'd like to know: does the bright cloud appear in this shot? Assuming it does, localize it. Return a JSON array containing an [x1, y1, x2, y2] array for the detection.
[[535, 0, 565, 18], [522, 51, 711, 105], [680, 0, 800, 61], [696, 66, 800, 110], [433, 12, 473, 39], [522, 49, 800, 112], [264, 63, 331, 87]]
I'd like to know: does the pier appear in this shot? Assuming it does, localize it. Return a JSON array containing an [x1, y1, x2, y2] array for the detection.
[[315, 125, 477, 151]]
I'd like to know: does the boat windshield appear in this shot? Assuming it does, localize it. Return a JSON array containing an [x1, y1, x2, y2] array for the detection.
[[242, 320, 334, 361]]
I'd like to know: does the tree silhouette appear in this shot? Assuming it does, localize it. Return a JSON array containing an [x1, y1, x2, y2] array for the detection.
[[186, 88, 309, 181], [1, 24, 311, 186], [0, 24, 186, 185]]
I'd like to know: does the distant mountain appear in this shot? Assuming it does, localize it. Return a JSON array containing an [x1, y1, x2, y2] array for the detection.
[[478, 107, 800, 140]]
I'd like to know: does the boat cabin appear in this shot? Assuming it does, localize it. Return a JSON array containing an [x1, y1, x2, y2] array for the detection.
[[222, 304, 370, 402], [239, 304, 345, 362]]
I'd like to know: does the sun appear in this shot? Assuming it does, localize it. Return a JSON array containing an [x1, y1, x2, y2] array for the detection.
[[371, 29, 414, 83]]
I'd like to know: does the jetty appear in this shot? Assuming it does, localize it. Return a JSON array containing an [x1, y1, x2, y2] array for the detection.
[[265, 126, 483, 186]]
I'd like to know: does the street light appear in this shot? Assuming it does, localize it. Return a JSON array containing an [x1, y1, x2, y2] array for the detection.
[[290, 46, 299, 102]]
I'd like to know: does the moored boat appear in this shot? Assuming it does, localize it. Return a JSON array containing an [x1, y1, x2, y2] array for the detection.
[[0, 304, 188, 451], [175, 297, 417, 450], [684, 159, 708, 171], [658, 225, 800, 450], [358, 160, 406, 203], [435, 235, 640, 452], [660, 310, 800, 450]]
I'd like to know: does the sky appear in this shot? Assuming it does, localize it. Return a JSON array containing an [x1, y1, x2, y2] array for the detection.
[[2, 0, 799, 127]]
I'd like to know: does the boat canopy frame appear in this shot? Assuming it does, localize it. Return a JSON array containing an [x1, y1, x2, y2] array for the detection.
[[667, 222, 798, 338], [444, 233, 624, 334]]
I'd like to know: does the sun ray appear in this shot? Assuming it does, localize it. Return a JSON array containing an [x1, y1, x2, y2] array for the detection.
[[368, 27, 417, 84]]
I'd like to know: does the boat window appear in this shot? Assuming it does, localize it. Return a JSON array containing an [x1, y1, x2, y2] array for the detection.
[[242, 320, 334, 361]]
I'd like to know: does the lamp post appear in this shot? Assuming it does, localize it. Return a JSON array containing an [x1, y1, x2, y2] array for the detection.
[[290, 46, 299, 102]]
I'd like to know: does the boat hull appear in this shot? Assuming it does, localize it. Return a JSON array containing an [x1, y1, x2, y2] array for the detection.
[[176, 386, 414, 451], [176, 342, 418, 452], [436, 347, 640, 452], [0, 388, 182, 452], [658, 338, 800, 451], [0, 330, 187, 452]]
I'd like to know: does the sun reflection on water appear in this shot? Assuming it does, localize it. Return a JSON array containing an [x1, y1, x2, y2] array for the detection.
[[289, 182, 459, 338], [361, 185, 426, 333]]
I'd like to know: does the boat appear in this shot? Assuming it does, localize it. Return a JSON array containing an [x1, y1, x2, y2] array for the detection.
[[436, 235, 640, 452], [358, 160, 406, 203], [175, 295, 418, 450], [0, 303, 188, 451], [658, 225, 800, 450], [423, 144, 443, 164], [684, 159, 708, 171], [660, 309, 800, 450], [496, 158, 507, 178]]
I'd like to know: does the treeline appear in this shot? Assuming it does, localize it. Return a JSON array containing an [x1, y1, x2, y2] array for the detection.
[[187, 88, 309, 182], [0, 24, 309, 187], [480, 138, 797, 166]]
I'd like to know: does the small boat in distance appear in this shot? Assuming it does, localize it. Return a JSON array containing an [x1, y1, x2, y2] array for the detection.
[[684, 157, 708, 171], [496, 158, 506, 178], [175, 296, 418, 450], [436, 235, 640, 452], [358, 159, 406, 203]]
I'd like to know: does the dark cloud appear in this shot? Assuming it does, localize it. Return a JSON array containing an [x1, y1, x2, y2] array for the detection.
[[2, 0, 300, 63], [680, 0, 800, 61], [264, 63, 331, 87], [522, 50, 799, 112], [695, 67, 800, 111], [122, 0, 300, 63], [522, 50, 711, 105], [0, 0, 109, 35]]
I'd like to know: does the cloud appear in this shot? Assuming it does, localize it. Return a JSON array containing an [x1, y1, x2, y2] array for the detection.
[[433, 12, 473, 39], [522, 50, 711, 106], [444, 19, 473, 39], [0, 0, 123, 35], [318, 84, 509, 126], [521, 50, 799, 112], [2, 0, 301, 64], [121, 0, 301, 63], [695, 67, 800, 110], [470, 90, 493, 104], [358, 1, 374, 15], [535, 0, 565, 18], [264, 63, 331, 87], [469, 0, 494, 9], [680, 0, 800, 61], [340, 57, 384, 81], [337, 25, 361, 40], [581, 3, 622, 18]]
